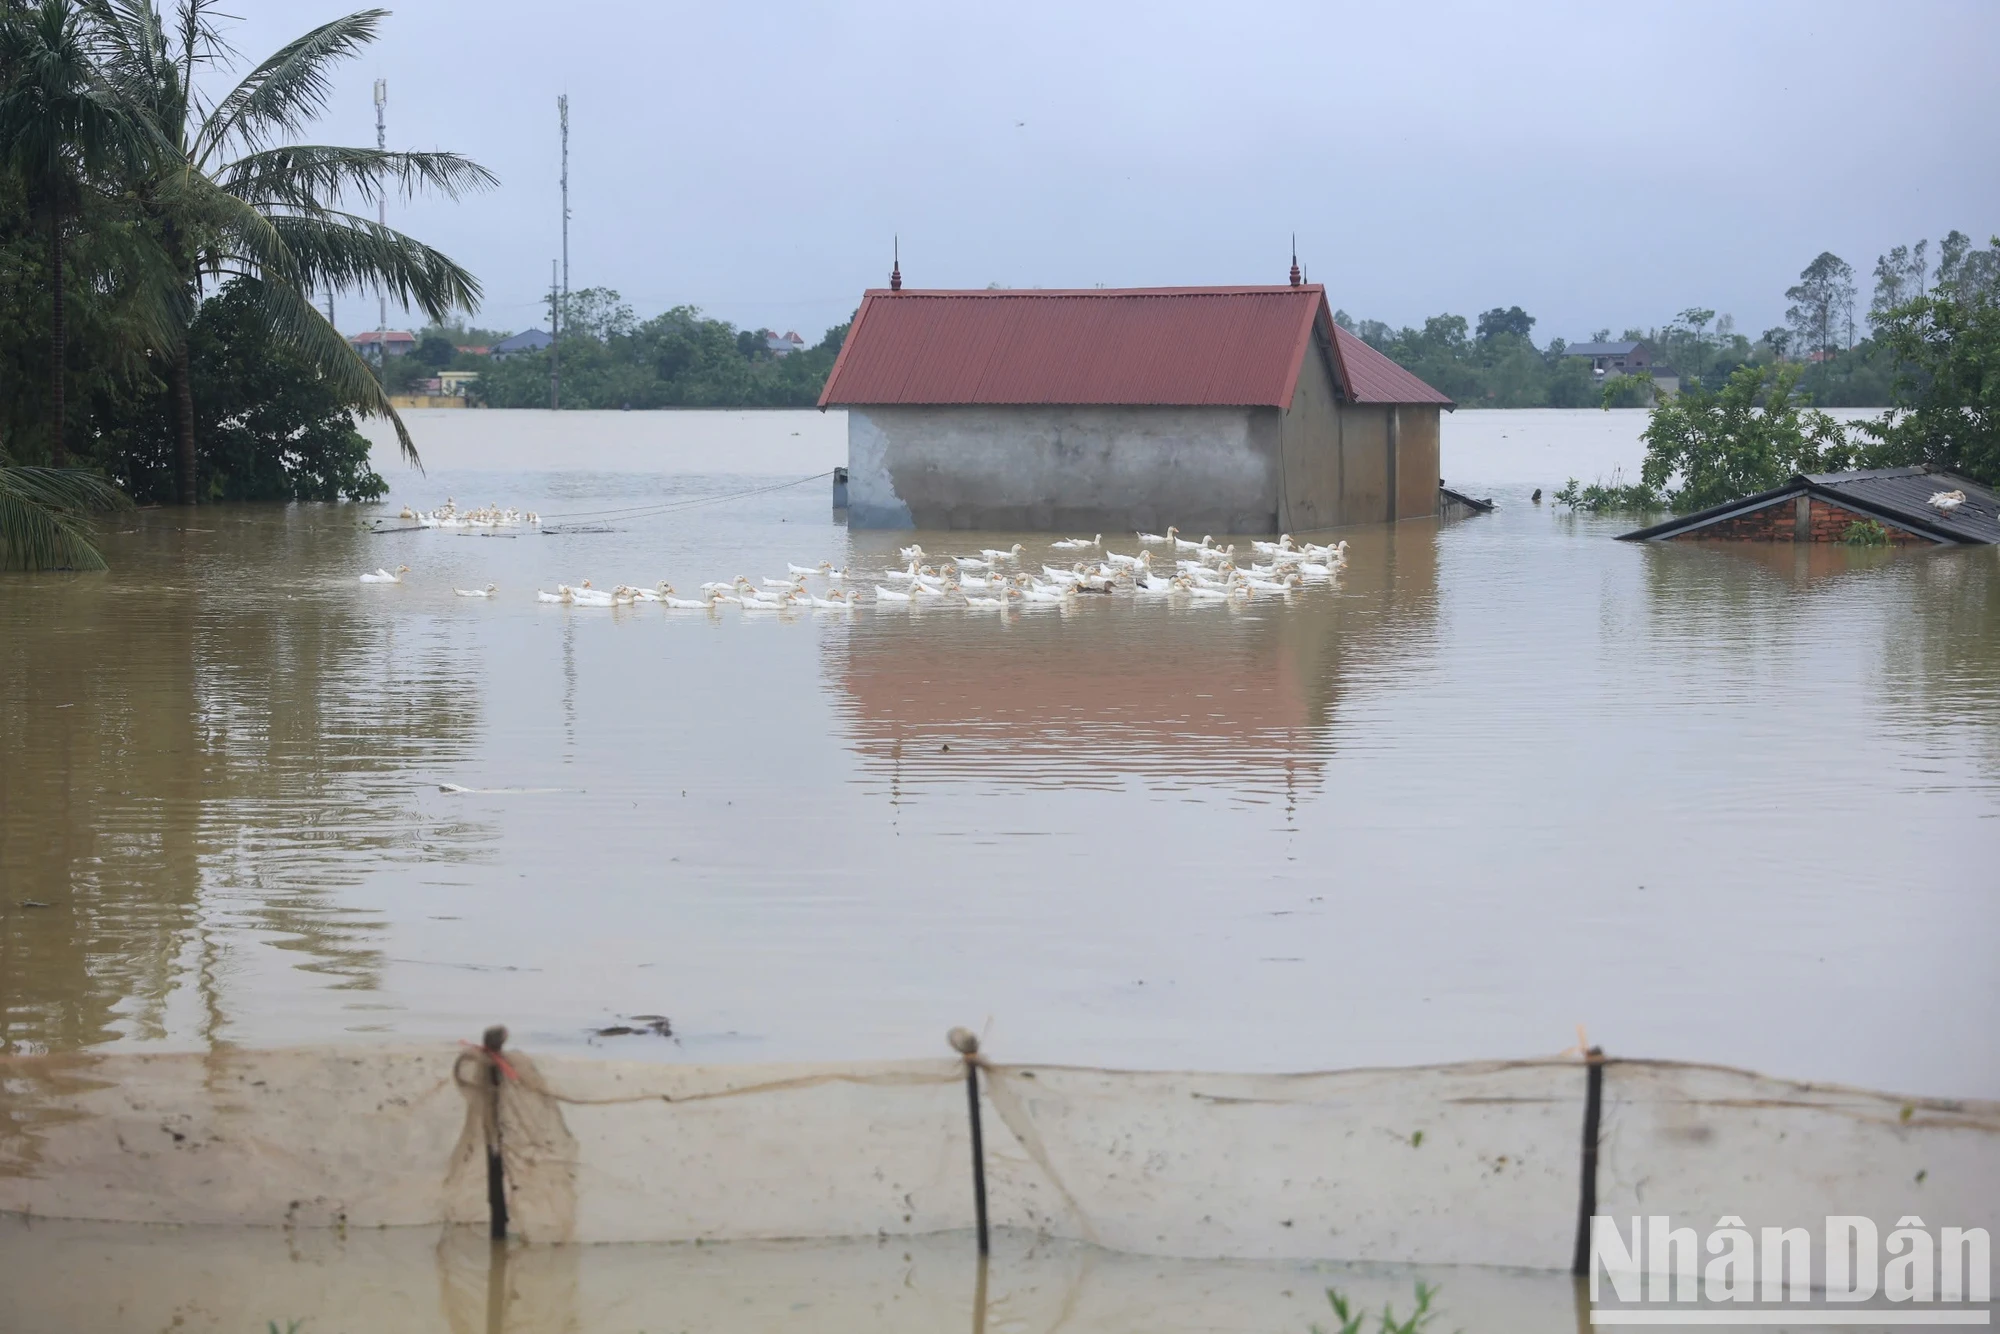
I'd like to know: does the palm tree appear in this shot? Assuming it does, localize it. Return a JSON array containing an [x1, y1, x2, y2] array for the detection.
[[0, 0, 146, 467], [84, 0, 495, 503], [0, 463, 126, 569]]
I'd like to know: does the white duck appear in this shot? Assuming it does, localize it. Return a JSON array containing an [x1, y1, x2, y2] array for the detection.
[[874, 584, 914, 603], [561, 581, 617, 606], [1049, 533, 1101, 550], [359, 565, 409, 583], [978, 543, 1026, 563], [453, 583, 497, 597], [536, 587, 573, 604], [809, 590, 852, 609], [898, 543, 926, 562], [1173, 532, 1212, 552], [662, 589, 714, 609], [788, 561, 832, 576], [1136, 525, 1177, 544], [1929, 490, 1967, 514]]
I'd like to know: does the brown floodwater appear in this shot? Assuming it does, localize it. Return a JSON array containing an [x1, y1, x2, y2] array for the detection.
[[3, 409, 1996, 1096]]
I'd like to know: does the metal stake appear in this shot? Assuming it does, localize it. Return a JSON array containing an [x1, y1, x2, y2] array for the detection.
[[949, 1027, 989, 1256], [484, 1024, 509, 1241], [1570, 1046, 1605, 1277]]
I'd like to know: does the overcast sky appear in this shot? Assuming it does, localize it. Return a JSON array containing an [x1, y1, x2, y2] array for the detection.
[[227, 0, 2000, 346]]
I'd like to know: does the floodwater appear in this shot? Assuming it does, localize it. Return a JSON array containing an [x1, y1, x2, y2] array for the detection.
[[3, 408, 1997, 1099], [0, 1217, 1583, 1334]]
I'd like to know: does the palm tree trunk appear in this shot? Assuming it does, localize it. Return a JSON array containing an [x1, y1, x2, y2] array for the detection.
[[171, 339, 197, 506], [49, 210, 66, 468]]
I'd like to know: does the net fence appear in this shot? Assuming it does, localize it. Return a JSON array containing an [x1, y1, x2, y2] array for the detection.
[[2, 1043, 1993, 1268]]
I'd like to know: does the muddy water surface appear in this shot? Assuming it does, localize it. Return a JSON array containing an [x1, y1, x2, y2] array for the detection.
[[3, 409, 1995, 1096]]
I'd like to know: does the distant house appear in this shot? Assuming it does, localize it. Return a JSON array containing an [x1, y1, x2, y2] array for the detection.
[[1619, 467, 1999, 545], [765, 330, 807, 357], [1563, 340, 1655, 378], [819, 278, 1455, 533], [490, 328, 553, 360], [349, 330, 415, 358]]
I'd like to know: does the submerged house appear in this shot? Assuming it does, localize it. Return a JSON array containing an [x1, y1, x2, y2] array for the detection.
[[817, 271, 1453, 532], [1619, 467, 1999, 545]]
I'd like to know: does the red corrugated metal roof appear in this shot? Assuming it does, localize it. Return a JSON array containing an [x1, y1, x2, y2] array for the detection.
[[1328, 324, 1455, 407], [817, 285, 1452, 410]]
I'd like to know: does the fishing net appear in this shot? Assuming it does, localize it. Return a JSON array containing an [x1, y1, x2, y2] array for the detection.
[[2, 1044, 1994, 1267]]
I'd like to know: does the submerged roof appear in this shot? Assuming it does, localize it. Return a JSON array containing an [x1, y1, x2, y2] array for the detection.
[[1618, 466, 1999, 544], [817, 285, 1452, 410]]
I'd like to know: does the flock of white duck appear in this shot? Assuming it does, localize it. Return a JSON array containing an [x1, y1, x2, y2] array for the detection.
[[394, 498, 540, 529], [358, 524, 1349, 612]]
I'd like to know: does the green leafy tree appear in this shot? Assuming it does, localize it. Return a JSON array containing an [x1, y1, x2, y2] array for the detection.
[[83, 0, 495, 503], [1639, 362, 1853, 511], [413, 329, 454, 368], [87, 276, 384, 502], [0, 0, 150, 464], [1871, 241, 1929, 326], [1936, 230, 1999, 299], [1851, 262, 2000, 486], [1786, 252, 1857, 361], [1475, 305, 1534, 341]]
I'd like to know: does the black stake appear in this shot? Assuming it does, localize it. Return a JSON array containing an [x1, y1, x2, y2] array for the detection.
[[949, 1027, 989, 1256], [1571, 1046, 1605, 1277], [484, 1024, 509, 1242]]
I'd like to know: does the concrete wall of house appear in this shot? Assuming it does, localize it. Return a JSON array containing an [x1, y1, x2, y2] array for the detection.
[[1277, 342, 1345, 533], [845, 405, 1282, 532], [1336, 405, 1391, 526], [1394, 407, 1442, 520], [1279, 342, 1442, 530]]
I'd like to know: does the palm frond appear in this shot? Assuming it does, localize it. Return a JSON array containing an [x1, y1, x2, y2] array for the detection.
[[197, 9, 385, 163], [220, 145, 498, 214], [263, 211, 483, 323], [0, 466, 129, 572], [252, 276, 423, 470]]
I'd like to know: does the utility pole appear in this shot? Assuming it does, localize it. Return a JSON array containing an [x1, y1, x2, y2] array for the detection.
[[549, 260, 560, 411], [374, 78, 388, 364]]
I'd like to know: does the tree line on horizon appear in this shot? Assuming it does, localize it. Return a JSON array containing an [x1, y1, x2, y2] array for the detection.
[[394, 287, 848, 410], [1332, 230, 1998, 412]]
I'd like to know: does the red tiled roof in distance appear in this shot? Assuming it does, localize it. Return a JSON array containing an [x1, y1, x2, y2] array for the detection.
[[818, 285, 1451, 409]]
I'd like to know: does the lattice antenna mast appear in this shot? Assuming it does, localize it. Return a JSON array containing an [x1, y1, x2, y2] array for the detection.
[[374, 79, 388, 355], [559, 94, 570, 308]]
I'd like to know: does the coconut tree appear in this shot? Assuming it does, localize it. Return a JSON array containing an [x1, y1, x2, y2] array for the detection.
[[0, 0, 147, 466], [84, 0, 495, 503]]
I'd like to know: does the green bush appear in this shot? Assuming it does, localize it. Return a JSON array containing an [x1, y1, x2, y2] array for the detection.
[[86, 279, 384, 504], [1639, 363, 1853, 512]]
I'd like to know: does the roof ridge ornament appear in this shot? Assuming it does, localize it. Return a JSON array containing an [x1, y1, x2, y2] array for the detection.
[[1289, 234, 1301, 287], [890, 236, 902, 292]]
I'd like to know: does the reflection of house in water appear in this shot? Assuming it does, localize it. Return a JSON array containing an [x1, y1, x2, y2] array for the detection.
[[824, 530, 1440, 797]]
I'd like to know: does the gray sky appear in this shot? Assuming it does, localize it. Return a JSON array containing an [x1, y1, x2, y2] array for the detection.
[[229, 0, 2000, 346]]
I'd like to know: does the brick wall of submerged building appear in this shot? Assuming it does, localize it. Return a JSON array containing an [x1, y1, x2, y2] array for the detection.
[[1669, 496, 1931, 544]]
